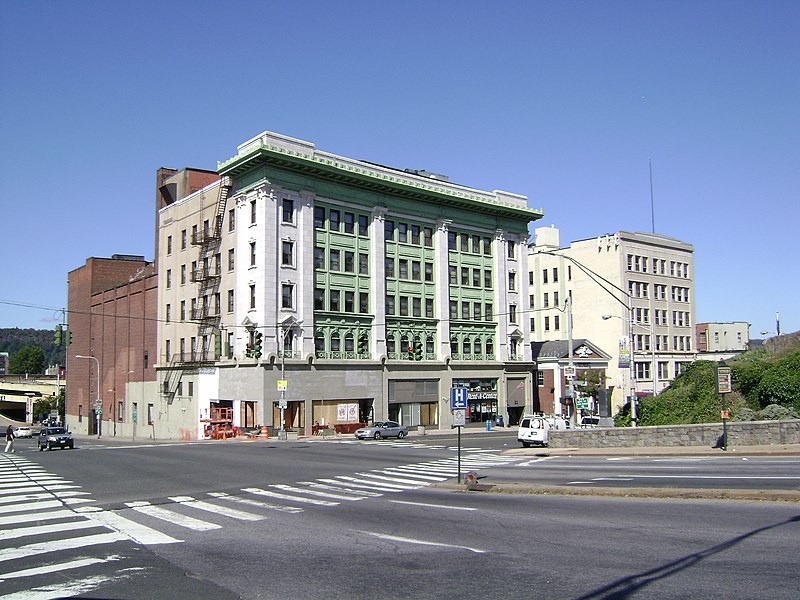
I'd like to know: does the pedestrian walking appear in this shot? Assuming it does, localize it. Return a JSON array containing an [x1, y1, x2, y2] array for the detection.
[[4, 425, 14, 453]]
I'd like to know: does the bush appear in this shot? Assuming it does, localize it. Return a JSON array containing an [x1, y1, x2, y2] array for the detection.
[[759, 404, 799, 421]]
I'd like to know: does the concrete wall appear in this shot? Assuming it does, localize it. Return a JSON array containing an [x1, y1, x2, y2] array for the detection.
[[549, 419, 800, 448]]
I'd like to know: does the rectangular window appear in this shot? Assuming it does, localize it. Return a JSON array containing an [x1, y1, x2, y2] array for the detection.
[[282, 241, 294, 267], [314, 206, 325, 228], [181, 229, 187, 250], [423, 227, 433, 247], [473, 303, 481, 321], [250, 199, 257, 224], [471, 235, 480, 254], [314, 247, 325, 269], [329, 209, 340, 232], [385, 257, 395, 278], [345, 291, 355, 313], [228, 248, 235, 271], [344, 251, 354, 273], [167, 235, 172, 255], [543, 293, 549, 308], [227, 289, 234, 312], [542, 268, 548, 284], [484, 270, 492, 288], [165, 304, 171, 323], [330, 290, 340, 311], [412, 297, 421, 318], [425, 262, 434, 282], [485, 303, 493, 321], [188, 381, 194, 397], [450, 301, 458, 320], [147, 403, 154, 425], [411, 224, 420, 244], [180, 300, 186, 321], [398, 223, 407, 243], [228, 208, 235, 232], [314, 288, 325, 310], [399, 296, 409, 317], [166, 269, 172, 289], [360, 292, 369, 314], [250, 284, 256, 309], [343, 212, 354, 234], [509, 304, 517, 323], [553, 268, 559, 283], [508, 240, 516, 259], [448, 231, 457, 250], [544, 316, 550, 331], [281, 284, 293, 309], [384, 219, 394, 241], [358, 214, 369, 236], [449, 265, 457, 285], [117, 400, 123, 422], [554, 315, 560, 330], [425, 298, 433, 318], [537, 371, 545, 386], [330, 250, 340, 271], [461, 302, 470, 320], [386, 294, 395, 316], [359, 253, 369, 275], [411, 261, 421, 281], [281, 198, 294, 223], [553, 291, 559, 307], [250, 242, 256, 267], [508, 272, 516, 291], [461, 267, 469, 285]]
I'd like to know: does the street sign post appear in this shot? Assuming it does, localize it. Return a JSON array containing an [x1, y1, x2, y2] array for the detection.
[[450, 387, 468, 410], [453, 409, 466, 427], [716, 364, 731, 450], [450, 387, 469, 483]]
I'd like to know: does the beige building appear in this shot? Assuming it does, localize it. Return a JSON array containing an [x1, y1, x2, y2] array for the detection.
[[528, 226, 696, 415], [155, 130, 544, 439], [696, 321, 750, 361]]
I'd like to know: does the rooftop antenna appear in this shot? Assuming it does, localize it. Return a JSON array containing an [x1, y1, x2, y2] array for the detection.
[[649, 158, 655, 233]]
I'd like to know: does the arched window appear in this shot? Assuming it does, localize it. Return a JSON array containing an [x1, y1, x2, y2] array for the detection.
[[450, 336, 459, 355], [473, 337, 482, 356], [462, 338, 472, 356], [344, 332, 354, 352], [331, 332, 341, 352], [314, 331, 325, 355], [486, 338, 494, 358]]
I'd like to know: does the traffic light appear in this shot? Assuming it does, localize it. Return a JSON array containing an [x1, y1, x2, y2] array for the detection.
[[245, 343, 253, 358], [64, 329, 72, 346], [413, 336, 423, 361], [253, 331, 263, 359], [214, 330, 222, 358], [357, 334, 369, 355], [406, 339, 414, 359], [54, 325, 63, 346]]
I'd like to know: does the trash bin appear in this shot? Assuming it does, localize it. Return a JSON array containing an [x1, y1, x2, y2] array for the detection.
[[496, 415, 504, 427], [485, 419, 492, 431]]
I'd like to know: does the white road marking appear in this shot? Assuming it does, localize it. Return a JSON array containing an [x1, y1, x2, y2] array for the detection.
[[0, 518, 99, 541], [0, 532, 127, 563], [298, 481, 383, 497], [0, 509, 75, 527], [168, 496, 266, 521], [1, 572, 128, 600], [321, 477, 404, 493], [0, 555, 119, 580], [243, 487, 339, 506], [377, 468, 448, 481], [75, 506, 181, 545], [0, 500, 65, 515], [125, 501, 221, 531], [360, 530, 486, 554], [207, 491, 304, 513], [269, 484, 366, 501], [355, 472, 426, 487], [390, 500, 477, 511]]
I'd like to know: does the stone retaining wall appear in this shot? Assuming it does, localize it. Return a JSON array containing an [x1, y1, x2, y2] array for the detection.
[[549, 419, 800, 448]]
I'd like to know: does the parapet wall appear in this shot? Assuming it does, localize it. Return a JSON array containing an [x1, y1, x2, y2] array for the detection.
[[549, 420, 800, 448]]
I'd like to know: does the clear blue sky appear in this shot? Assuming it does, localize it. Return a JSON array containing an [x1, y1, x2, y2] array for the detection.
[[1, 0, 797, 337]]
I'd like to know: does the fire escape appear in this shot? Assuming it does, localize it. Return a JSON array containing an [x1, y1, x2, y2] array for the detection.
[[161, 177, 232, 403]]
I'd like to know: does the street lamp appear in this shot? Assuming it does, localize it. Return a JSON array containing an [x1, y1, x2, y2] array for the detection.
[[75, 355, 100, 438]]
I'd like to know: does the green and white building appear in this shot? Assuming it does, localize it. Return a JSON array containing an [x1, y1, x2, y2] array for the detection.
[[157, 131, 543, 439]]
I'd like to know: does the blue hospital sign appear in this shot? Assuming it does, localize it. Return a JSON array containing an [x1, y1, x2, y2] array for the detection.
[[451, 387, 468, 409]]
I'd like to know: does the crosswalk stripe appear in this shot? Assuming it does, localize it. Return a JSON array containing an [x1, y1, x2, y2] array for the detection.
[[0, 509, 75, 527], [242, 487, 338, 506], [331, 476, 409, 491], [0, 518, 100, 541], [356, 472, 427, 487], [377, 468, 448, 481], [125, 501, 221, 531], [269, 484, 366, 501], [0, 532, 127, 563], [75, 506, 182, 545], [0, 484, 80, 496], [0, 500, 65, 515], [207, 491, 304, 514], [2, 572, 126, 600], [318, 477, 402, 493], [0, 555, 120, 581], [168, 496, 265, 521], [298, 481, 383, 497]]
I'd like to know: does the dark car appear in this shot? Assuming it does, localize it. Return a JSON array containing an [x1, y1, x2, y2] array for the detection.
[[354, 421, 409, 440], [38, 427, 74, 451]]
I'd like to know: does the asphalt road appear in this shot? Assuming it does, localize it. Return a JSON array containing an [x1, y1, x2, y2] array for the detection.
[[3, 434, 800, 599]]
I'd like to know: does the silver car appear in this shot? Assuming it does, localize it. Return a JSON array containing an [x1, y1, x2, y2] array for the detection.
[[14, 426, 33, 438], [354, 421, 409, 440]]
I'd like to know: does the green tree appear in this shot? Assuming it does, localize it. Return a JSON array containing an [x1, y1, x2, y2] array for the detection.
[[755, 350, 800, 412], [8, 345, 45, 374]]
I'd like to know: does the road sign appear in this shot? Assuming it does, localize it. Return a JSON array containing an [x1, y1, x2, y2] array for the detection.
[[453, 409, 466, 427], [450, 387, 468, 410], [716, 366, 732, 394], [277, 380, 288, 391], [564, 366, 576, 378], [576, 398, 590, 410]]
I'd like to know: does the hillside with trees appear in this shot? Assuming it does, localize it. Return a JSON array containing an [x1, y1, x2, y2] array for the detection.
[[0, 328, 65, 372], [616, 332, 800, 426]]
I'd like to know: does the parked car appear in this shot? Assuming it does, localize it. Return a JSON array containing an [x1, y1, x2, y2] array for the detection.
[[517, 414, 570, 447], [354, 421, 409, 440], [38, 427, 74, 451], [14, 426, 32, 438], [579, 416, 600, 428]]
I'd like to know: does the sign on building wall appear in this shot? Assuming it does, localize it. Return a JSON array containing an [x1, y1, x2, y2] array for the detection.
[[337, 402, 359, 422], [618, 336, 631, 368]]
